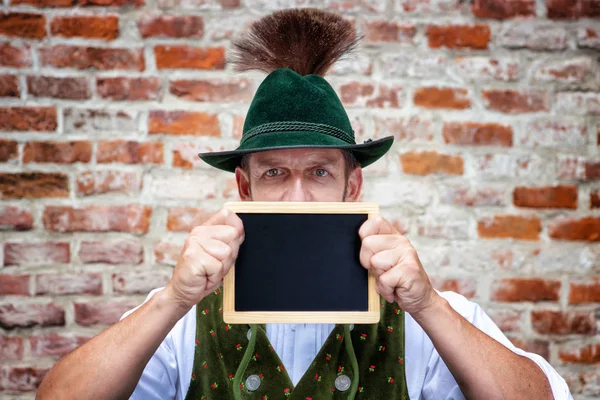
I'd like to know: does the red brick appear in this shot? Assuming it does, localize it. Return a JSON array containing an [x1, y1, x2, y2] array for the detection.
[[170, 79, 253, 102], [138, 15, 204, 38], [440, 184, 506, 206], [0, 336, 23, 360], [0, 139, 19, 162], [0, 274, 30, 296], [220, 0, 239, 7], [39, 45, 144, 71], [508, 338, 549, 361], [548, 216, 600, 241], [533, 57, 593, 83], [30, 333, 90, 358], [443, 122, 512, 146], [0, 206, 33, 230], [499, 23, 567, 50], [522, 120, 587, 148], [592, 191, 600, 208], [532, 310, 596, 335], [455, 57, 520, 82], [96, 77, 161, 101], [472, 0, 535, 18], [27, 76, 90, 100], [400, 150, 464, 175], [1, 367, 48, 391], [97, 140, 163, 164], [76, 170, 142, 196], [488, 309, 522, 332], [153, 241, 181, 266], [172, 141, 239, 169], [0, 42, 31, 68], [569, 279, 600, 304], [4, 242, 69, 266], [490, 278, 560, 302], [0, 12, 46, 39], [373, 116, 435, 142], [50, 15, 119, 40], [513, 185, 578, 209], [482, 89, 550, 113], [478, 215, 541, 240], [547, 0, 600, 19], [430, 277, 476, 298], [396, 0, 460, 13], [578, 26, 600, 49], [23, 141, 92, 164], [427, 24, 491, 49], [0, 75, 19, 98], [361, 20, 416, 43], [414, 87, 471, 109], [148, 111, 220, 136], [167, 207, 214, 232], [43, 205, 151, 234], [63, 108, 137, 132], [74, 300, 138, 326], [112, 270, 171, 294], [155, 46, 225, 70], [556, 156, 600, 180], [0, 303, 65, 329], [0, 107, 57, 132], [559, 343, 600, 364], [0, 172, 68, 199], [555, 92, 600, 116], [79, 239, 143, 264], [340, 82, 403, 108], [11, 0, 144, 6], [35, 273, 102, 296]]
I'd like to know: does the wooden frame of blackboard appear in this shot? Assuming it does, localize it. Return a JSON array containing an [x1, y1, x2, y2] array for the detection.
[[222, 201, 380, 324]]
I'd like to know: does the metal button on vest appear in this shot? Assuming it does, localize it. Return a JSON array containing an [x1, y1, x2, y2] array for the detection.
[[247, 328, 252, 340], [335, 374, 351, 391], [245, 375, 261, 391], [349, 324, 354, 331]]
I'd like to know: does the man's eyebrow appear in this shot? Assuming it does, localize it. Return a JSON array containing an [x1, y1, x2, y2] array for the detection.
[[253, 157, 339, 168]]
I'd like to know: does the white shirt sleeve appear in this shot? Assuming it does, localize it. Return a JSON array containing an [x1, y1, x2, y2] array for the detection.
[[421, 291, 573, 400], [120, 288, 179, 400]]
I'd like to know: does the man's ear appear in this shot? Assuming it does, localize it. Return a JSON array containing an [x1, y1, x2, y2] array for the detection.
[[235, 166, 252, 201], [344, 166, 363, 202]]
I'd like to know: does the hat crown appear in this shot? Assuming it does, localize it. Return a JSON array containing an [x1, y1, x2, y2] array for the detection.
[[242, 68, 354, 144]]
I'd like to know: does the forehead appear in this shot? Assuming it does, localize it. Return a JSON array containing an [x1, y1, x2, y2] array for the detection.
[[249, 148, 345, 167]]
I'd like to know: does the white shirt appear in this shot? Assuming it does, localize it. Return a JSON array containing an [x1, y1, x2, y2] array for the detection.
[[125, 288, 573, 400]]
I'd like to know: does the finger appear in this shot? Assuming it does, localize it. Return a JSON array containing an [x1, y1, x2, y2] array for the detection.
[[194, 250, 225, 285], [375, 279, 395, 303], [370, 248, 401, 277], [197, 237, 233, 262], [359, 234, 405, 271], [203, 209, 245, 239], [190, 225, 243, 246], [358, 216, 398, 239]]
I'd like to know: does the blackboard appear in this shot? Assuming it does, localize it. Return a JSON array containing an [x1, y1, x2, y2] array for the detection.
[[222, 202, 380, 324]]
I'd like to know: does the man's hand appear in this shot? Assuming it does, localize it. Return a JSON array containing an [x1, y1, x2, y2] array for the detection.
[[358, 215, 438, 316], [166, 208, 245, 313]]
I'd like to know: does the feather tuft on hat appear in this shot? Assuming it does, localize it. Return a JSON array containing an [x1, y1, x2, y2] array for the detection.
[[229, 8, 360, 77]]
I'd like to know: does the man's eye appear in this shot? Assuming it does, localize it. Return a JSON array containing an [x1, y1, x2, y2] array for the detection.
[[265, 169, 280, 177], [314, 169, 329, 177]]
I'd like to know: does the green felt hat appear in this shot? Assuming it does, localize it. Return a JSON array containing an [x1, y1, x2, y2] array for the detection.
[[197, 68, 393, 173], [197, 8, 393, 173]]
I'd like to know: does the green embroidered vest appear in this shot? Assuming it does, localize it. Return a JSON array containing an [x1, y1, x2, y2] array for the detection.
[[184, 289, 409, 400]]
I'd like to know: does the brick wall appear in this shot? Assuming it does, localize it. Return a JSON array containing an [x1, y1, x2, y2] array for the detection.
[[0, 0, 599, 398]]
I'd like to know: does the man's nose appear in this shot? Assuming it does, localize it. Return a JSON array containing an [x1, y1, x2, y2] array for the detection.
[[284, 176, 310, 202]]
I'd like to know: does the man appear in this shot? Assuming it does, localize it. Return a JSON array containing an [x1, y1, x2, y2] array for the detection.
[[37, 8, 572, 400]]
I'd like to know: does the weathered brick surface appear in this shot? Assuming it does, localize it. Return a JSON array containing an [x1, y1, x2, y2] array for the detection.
[[0, 2, 597, 396], [50, 15, 119, 40]]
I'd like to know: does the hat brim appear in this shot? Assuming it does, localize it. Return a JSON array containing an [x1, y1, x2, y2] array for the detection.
[[197, 131, 394, 172]]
